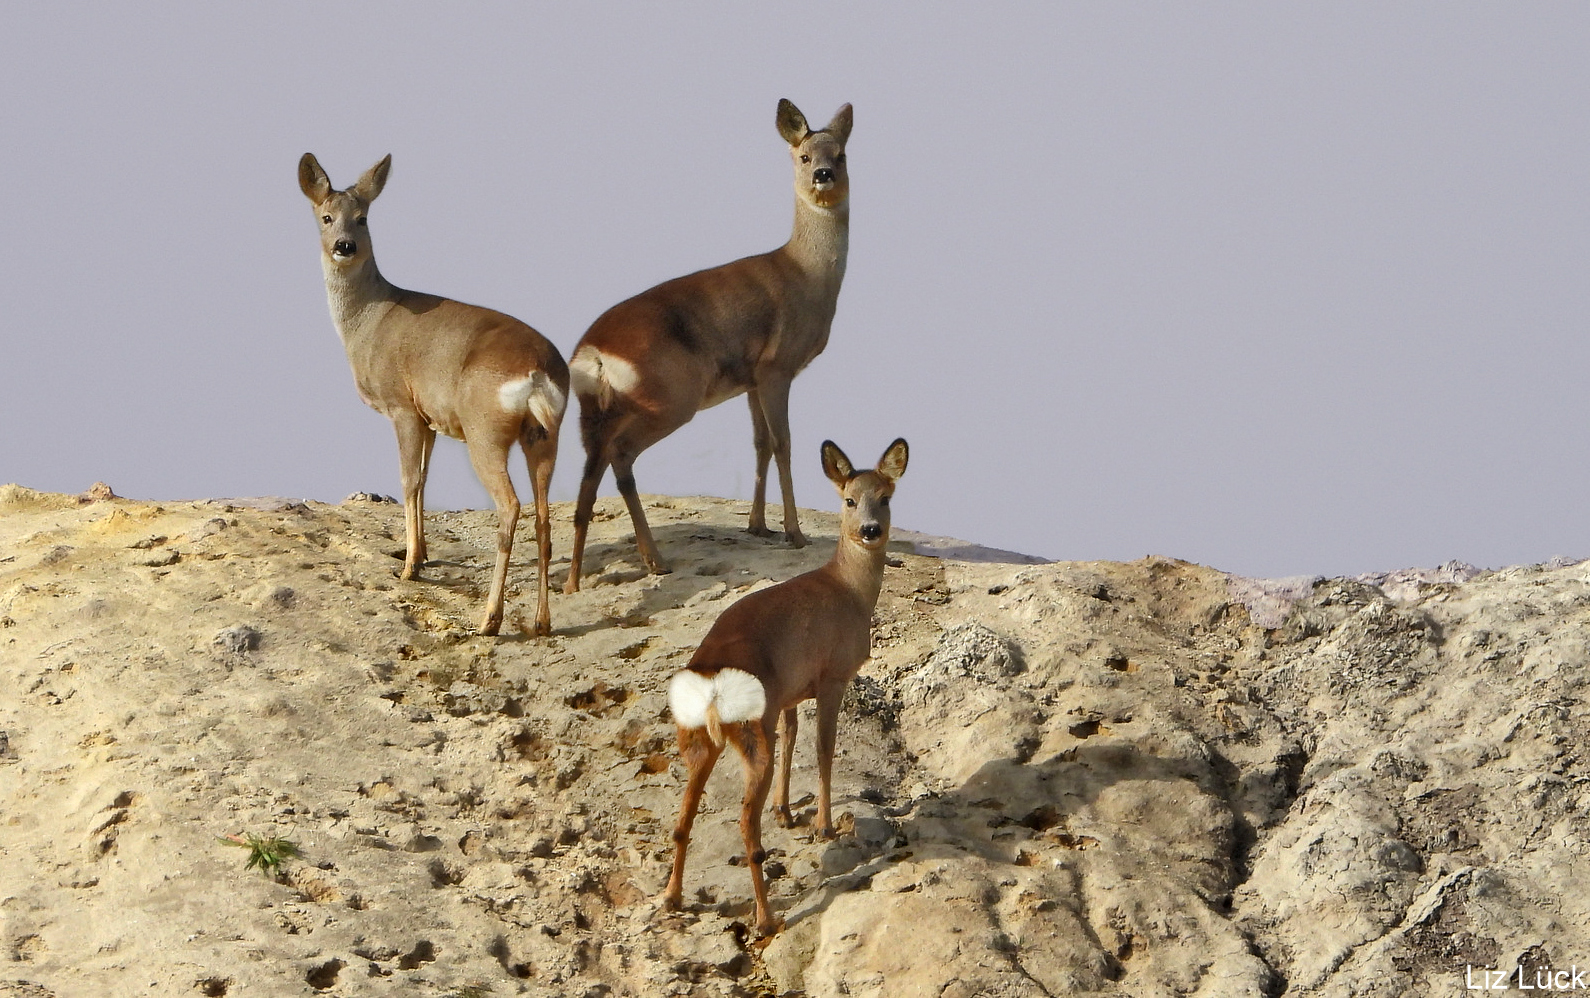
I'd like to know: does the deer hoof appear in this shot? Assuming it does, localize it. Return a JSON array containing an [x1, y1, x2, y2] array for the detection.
[[747, 523, 774, 538], [562, 575, 581, 595], [773, 806, 795, 829], [647, 560, 674, 576], [785, 531, 807, 549], [812, 824, 838, 841], [478, 613, 502, 637], [532, 616, 552, 638], [754, 914, 784, 939]]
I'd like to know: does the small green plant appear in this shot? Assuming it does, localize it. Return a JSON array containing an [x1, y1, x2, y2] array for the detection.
[[446, 986, 494, 998], [220, 831, 301, 876]]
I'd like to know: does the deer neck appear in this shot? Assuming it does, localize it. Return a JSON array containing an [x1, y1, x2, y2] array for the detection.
[[829, 532, 888, 611], [321, 255, 398, 347], [783, 196, 849, 292]]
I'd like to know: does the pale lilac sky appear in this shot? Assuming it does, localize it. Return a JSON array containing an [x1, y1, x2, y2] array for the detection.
[[3, 4, 1587, 578]]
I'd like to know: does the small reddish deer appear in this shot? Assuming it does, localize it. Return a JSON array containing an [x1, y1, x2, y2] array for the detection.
[[661, 437, 907, 937], [298, 154, 569, 636], [563, 98, 853, 592]]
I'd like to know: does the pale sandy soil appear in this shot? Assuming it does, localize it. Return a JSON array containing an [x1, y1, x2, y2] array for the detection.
[[2, 485, 1587, 997]]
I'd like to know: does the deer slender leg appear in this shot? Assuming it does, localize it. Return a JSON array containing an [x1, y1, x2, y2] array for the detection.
[[746, 387, 775, 537], [773, 706, 799, 827], [662, 726, 722, 911], [415, 427, 435, 563], [393, 415, 437, 580], [813, 684, 845, 839], [525, 432, 557, 636], [729, 719, 781, 936], [564, 443, 608, 594], [753, 378, 805, 548], [465, 436, 520, 637], [612, 452, 670, 575]]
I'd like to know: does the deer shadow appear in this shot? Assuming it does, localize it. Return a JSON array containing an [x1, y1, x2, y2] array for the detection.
[[573, 520, 839, 583], [774, 740, 1231, 931]]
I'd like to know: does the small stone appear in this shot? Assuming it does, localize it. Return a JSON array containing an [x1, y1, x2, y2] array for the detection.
[[818, 844, 866, 876], [214, 625, 261, 654], [677, 922, 748, 977], [870, 864, 920, 893], [80, 481, 118, 503], [528, 836, 556, 858], [184, 518, 229, 542], [852, 817, 894, 846], [400, 828, 443, 853]]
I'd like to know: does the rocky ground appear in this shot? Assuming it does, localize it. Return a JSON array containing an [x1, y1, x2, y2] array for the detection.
[[2, 484, 1587, 997]]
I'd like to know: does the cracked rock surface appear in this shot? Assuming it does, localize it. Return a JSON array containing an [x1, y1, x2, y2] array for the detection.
[[1, 483, 1587, 996]]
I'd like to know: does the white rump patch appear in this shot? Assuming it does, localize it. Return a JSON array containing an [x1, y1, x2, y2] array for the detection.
[[668, 670, 717, 730], [667, 667, 766, 729], [567, 347, 602, 398], [568, 346, 640, 407], [712, 668, 767, 724], [498, 376, 533, 412], [498, 371, 566, 431]]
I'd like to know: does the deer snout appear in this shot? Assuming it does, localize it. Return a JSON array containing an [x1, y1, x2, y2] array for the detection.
[[331, 239, 358, 259], [812, 167, 835, 185], [859, 522, 882, 542]]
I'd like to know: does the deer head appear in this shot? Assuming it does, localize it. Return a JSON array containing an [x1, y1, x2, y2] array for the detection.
[[822, 437, 907, 550], [298, 153, 390, 268], [777, 100, 852, 212]]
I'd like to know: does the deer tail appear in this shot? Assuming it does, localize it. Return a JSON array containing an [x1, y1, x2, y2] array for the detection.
[[497, 369, 566, 434], [668, 668, 766, 750], [568, 345, 642, 414], [704, 702, 724, 749]]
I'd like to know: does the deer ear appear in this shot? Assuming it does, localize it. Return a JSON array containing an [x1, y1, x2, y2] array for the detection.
[[298, 153, 331, 203], [876, 438, 908, 481], [821, 440, 854, 487], [825, 103, 853, 145], [352, 154, 391, 202], [776, 99, 810, 146]]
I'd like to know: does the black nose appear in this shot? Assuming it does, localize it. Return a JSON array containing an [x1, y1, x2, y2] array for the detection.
[[860, 523, 881, 542], [813, 167, 834, 184], [333, 239, 357, 256]]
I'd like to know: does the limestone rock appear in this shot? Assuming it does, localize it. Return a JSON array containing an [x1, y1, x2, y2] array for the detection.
[[0, 494, 1586, 996]]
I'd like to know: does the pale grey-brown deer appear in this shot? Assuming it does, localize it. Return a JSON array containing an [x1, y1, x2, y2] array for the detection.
[[298, 153, 568, 636], [563, 99, 853, 592], [661, 437, 907, 937]]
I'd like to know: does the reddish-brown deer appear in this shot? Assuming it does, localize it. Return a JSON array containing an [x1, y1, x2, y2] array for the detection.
[[661, 437, 907, 937], [298, 154, 568, 636], [563, 98, 853, 592]]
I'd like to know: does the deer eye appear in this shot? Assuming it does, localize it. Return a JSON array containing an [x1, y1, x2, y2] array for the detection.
[[356, 217, 367, 226], [800, 154, 811, 164], [845, 497, 856, 508], [321, 215, 332, 224]]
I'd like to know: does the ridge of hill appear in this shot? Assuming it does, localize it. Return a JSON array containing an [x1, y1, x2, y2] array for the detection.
[[2, 485, 1586, 997]]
